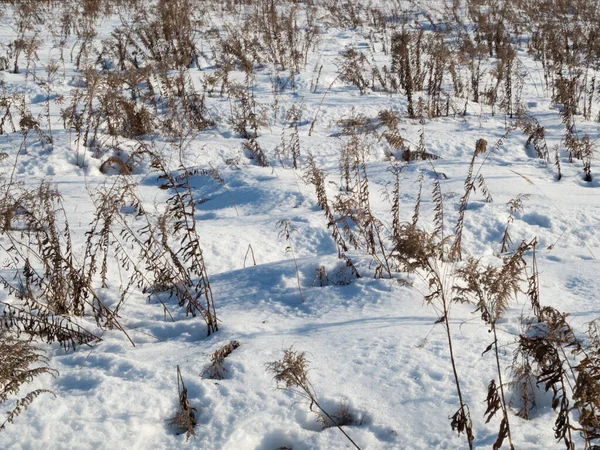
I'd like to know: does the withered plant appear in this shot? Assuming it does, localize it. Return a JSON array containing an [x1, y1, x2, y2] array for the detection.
[[393, 222, 474, 449], [518, 116, 550, 162], [511, 241, 600, 449], [337, 49, 370, 95], [304, 152, 360, 281], [135, 142, 218, 335], [130, 0, 201, 70], [201, 341, 240, 380], [317, 402, 362, 429], [277, 220, 305, 303], [0, 302, 100, 352], [225, 81, 270, 166], [168, 366, 197, 441], [454, 241, 534, 450], [91, 140, 219, 335], [573, 321, 600, 447], [333, 130, 392, 278], [391, 29, 423, 118], [0, 180, 127, 339], [0, 331, 57, 431], [311, 266, 329, 287], [500, 194, 530, 254], [276, 105, 302, 169], [451, 133, 510, 261], [267, 347, 362, 450]]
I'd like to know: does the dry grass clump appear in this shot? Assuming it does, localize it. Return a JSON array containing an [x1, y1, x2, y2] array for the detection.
[[0, 182, 118, 324], [94, 145, 220, 335], [508, 243, 600, 449], [0, 301, 100, 352], [317, 402, 362, 429], [201, 341, 240, 380], [168, 365, 197, 441], [0, 331, 56, 430], [267, 348, 362, 450], [304, 152, 361, 281]]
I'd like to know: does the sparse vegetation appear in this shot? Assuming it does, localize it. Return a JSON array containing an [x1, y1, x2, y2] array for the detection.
[[0, 0, 599, 448], [168, 366, 197, 441], [0, 331, 57, 430], [267, 347, 362, 450], [201, 340, 240, 380]]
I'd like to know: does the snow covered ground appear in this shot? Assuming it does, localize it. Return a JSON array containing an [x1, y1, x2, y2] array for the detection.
[[1, 1, 600, 449]]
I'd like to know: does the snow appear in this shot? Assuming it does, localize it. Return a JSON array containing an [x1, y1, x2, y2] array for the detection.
[[0, 1, 599, 449]]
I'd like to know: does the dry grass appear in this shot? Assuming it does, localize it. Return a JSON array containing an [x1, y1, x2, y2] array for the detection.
[[201, 341, 240, 380], [267, 348, 362, 450], [168, 366, 197, 441], [0, 0, 599, 446], [0, 331, 57, 430]]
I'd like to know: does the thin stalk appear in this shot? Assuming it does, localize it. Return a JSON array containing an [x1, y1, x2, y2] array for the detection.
[[434, 262, 474, 450], [492, 322, 515, 450]]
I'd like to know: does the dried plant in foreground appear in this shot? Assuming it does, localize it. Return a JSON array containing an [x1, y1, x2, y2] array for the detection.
[[510, 241, 600, 448], [454, 240, 534, 450], [393, 223, 474, 449], [201, 341, 240, 380], [0, 331, 57, 430], [267, 348, 362, 450], [0, 302, 100, 352], [168, 366, 197, 441]]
